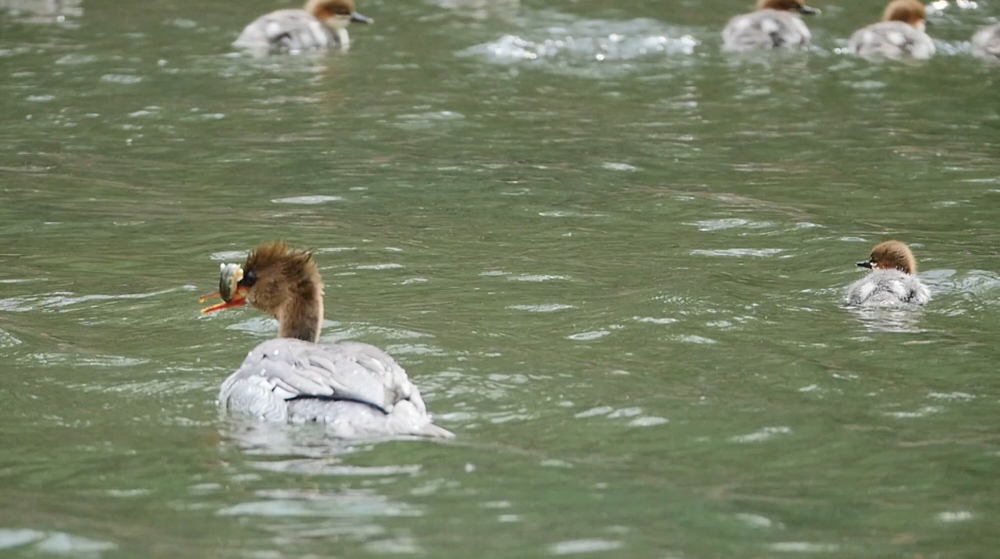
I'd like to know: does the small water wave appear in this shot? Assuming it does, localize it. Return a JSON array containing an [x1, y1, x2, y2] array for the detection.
[[218, 489, 423, 518], [271, 195, 343, 205], [729, 426, 791, 443], [28, 353, 149, 367], [690, 248, 784, 258], [0, 528, 116, 556], [632, 316, 678, 325], [99, 74, 143, 85], [769, 542, 839, 553], [0, 287, 185, 313], [509, 274, 570, 282], [355, 263, 404, 270], [937, 510, 974, 522], [550, 539, 623, 555], [686, 218, 774, 231], [0, 328, 22, 348], [507, 304, 574, 312], [566, 330, 609, 341], [209, 250, 248, 261], [573, 406, 667, 427]]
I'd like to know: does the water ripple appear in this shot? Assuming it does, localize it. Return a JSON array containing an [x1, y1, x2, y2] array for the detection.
[[461, 15, 698, 77]]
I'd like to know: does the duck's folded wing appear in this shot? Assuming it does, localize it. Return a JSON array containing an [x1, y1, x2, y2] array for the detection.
[[235, 10, 334, 51], [225, 339, 423, 415]]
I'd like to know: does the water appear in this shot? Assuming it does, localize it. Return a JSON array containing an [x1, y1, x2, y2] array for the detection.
[[2, 0, 999, 556]]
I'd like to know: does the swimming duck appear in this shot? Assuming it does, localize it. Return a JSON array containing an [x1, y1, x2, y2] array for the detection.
[[233, 0, 372, 53], [722, 0, 820, 52], [200, 242, 453, 439], [848, 0, 934, 60], [845, 240, 931, 307], [971, 23, 1000, 60]]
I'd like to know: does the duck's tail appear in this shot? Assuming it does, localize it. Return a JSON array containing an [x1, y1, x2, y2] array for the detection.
[[417, 422, 456, 439]]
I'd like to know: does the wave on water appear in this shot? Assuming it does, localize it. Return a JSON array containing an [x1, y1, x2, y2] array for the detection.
[[460, 14, 698, 76]]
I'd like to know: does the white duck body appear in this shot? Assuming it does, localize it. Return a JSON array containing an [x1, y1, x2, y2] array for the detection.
[[723, 9, 812, 51], [219, 338, 453, 439], [848, 21, 935, 60], [233, 10, 346, 52], [972, 23, 1000, 60], [845, 269, 931, 307]]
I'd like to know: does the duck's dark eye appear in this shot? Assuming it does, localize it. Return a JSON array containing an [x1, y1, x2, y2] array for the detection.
[[244, 270, 257, 288], [333, 6, 351, 15]]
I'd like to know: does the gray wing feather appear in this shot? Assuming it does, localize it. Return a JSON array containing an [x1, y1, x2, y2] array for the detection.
[[846, 270, 931, 307], [233, 9, 336, 52], [849, 22, 935, 60], [722, 10, 810, 51], [220, 339, 419, 414]]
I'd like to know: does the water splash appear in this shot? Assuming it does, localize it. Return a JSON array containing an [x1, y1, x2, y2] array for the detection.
[[460, 15, 698, 77]]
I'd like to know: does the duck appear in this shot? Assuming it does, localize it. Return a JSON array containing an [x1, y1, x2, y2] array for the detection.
[[200, 241, 453, 439], [722, 0, 820, 52], [233, 0, 372, 53], [848, 0, 934, 60], [971, 23, 1000, 60], [845, 240, 931, 307]]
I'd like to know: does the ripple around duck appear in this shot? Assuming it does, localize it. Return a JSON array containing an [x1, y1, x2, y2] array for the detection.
[[459, 14, 698, 77], [921, 269, 1000, 298], [0, 528, 116, 555]]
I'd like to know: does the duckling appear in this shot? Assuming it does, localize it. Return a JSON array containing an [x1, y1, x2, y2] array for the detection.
[[233, 0, 372, 53], [201, 242, 453, 439], [722, 0, 820, 52], [848, 0, 934, 60], [846, 240, 931, 307], [971, 23, 1000, 60]]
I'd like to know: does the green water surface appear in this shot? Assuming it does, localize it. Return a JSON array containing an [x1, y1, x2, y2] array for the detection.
[[1, 0, 999, 557]]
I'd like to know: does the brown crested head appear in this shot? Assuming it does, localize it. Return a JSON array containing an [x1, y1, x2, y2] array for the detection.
[[201, 241, 325, 343], [757, 0, 820, 15], [240, 241, 322, 315], [305, 0, 372, 26], [882, 0, 927, 26], [857, 240, 918, 275]]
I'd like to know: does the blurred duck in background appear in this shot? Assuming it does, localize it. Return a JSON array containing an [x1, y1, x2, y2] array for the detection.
[[234, 0, 372, 54], [722, 0, 820, 52], [848, 0, 934, 60], [971, 22, 1000, 60]]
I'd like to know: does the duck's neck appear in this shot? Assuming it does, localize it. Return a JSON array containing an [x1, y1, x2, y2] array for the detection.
[[277, 285, 325, 344]]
